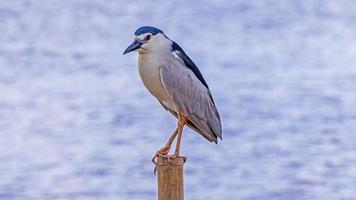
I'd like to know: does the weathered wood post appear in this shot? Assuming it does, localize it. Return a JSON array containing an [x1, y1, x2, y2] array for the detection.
[[155, 155, 185, 200]]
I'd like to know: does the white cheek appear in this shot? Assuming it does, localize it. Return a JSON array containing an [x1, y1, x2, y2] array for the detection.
[[141, 43, 150, 49], [138, 43, 150, 54]]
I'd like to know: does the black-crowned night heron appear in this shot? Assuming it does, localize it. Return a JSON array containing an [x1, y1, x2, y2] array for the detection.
[[123, 26, 222, 162]]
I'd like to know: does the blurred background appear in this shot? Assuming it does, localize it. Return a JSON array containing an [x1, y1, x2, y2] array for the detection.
[[1, 0, 356, 199]]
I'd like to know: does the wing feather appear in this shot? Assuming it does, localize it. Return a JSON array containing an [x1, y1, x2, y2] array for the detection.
[[159, 61, 222, 143]]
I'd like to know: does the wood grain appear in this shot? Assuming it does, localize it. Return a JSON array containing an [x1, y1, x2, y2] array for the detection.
[[156, 156, 185, 200]]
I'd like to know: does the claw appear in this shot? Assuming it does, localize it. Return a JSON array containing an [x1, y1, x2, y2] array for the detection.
[[152, 152, 168, 175], [152, 146, 171, 164], [152, 152, 158, 164], [181, 156, 187, 163], [154, 166, 157, 176]]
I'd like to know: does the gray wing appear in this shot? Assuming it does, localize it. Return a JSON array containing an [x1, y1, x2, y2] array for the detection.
[[159, 62, 222, 143]]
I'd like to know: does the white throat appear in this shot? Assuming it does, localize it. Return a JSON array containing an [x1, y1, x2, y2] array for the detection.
[[137, 34, 177, 111]]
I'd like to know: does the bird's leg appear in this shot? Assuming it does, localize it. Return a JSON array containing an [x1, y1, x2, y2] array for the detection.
[[152, 128, 178, 163], [172, 114, 187, 161], [160, 127, 179, 154], [152, 115, 188, 168]]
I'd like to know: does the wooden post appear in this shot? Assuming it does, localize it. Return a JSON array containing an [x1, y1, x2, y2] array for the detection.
[[156, 156, 185, 200]]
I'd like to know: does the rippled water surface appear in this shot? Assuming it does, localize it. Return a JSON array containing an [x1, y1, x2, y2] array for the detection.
[[1, 1, 356, 199]]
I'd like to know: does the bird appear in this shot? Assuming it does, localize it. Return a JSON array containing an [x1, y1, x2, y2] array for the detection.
[[123, 26, 222, 162]]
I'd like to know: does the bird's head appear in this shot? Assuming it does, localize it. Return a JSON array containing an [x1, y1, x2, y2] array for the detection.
[[123, 26, 171, 55]]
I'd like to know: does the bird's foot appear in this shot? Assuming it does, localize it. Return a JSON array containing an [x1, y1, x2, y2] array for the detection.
[[152, 151, 170, 175], [151, 146, 171, 164], [152, 151, 187, 164], [175, 155, 187, 163], [152, 153, 187, 175]]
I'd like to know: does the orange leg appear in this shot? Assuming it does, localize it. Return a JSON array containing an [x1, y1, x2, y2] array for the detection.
[[152, 114, 188, 166], [173, 114, 187, 157], [152, 127, 178, 163], [159, 127, 178, 155]]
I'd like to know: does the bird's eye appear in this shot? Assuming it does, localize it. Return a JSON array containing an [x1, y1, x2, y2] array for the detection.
[[145, 34, 151, 41]]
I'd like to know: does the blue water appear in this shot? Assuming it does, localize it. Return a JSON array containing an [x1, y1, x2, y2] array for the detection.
[[1, 0, 356, 199]]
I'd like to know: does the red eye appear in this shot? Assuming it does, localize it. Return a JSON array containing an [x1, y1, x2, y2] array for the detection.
[[145, 34, 151, 41]]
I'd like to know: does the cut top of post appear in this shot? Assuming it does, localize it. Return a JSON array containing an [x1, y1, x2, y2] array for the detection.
[[156, 156, 185, 166]]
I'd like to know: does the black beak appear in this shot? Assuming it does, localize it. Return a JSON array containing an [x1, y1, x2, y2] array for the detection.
[[123, 40, 145, 55]]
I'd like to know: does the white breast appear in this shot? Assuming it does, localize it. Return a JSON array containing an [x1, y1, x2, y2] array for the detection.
[[138, 53, 177, 112]]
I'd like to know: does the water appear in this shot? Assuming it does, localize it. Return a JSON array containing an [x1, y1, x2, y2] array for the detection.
[[1, 0, 356, 199]]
